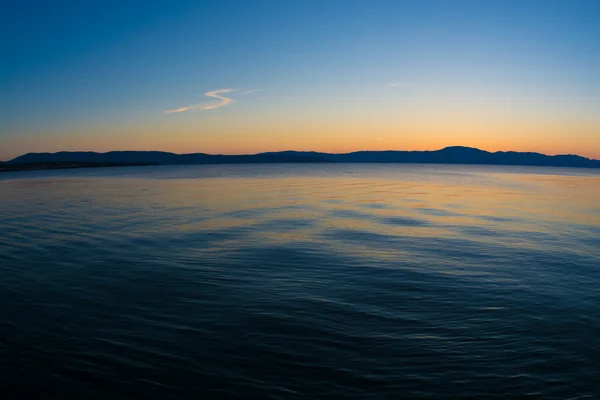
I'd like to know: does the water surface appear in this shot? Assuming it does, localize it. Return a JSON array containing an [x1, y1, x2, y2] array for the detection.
[[1, 164, 599, 398]]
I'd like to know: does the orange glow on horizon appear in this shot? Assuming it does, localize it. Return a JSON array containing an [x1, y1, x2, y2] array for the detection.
[[3, 111, 599, 160]]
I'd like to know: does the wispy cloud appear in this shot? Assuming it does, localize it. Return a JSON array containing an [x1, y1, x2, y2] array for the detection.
[[203, 88, 236, 110], [387, 82, 405, 88], [241, 88, 265, 95], [164, 88, 236, 113]]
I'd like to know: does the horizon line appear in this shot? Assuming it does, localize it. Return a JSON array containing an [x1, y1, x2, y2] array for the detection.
[[5, 145, 599, 163]]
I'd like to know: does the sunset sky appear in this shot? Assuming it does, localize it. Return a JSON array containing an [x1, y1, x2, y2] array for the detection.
[[1, 0, 599, 160]]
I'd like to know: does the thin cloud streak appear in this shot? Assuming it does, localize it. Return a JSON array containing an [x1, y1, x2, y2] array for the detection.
[[164, 88, 236, 113], [164, 105, 201, 113], [241, 88, 265, 95]]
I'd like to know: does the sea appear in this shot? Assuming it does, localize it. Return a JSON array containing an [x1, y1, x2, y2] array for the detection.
[[1, 164, 599, 399]]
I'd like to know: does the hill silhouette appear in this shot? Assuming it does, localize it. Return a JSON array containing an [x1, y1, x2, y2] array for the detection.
[[7, 146, 600, 169]]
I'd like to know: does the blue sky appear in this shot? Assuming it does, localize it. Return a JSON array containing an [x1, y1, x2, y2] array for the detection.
[[1, 0, 599, 159]]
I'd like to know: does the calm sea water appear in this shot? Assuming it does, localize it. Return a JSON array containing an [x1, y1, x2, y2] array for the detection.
[[1, 164, 600, 399]]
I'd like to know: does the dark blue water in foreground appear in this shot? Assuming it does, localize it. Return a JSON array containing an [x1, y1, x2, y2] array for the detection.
[[1, 164, 600, 399]]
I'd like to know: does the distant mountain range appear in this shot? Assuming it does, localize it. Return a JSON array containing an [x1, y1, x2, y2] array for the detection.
[[5, 146, 600, 170]]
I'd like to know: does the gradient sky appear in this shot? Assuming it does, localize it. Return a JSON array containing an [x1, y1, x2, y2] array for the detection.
[[1, 0, 599, 160]]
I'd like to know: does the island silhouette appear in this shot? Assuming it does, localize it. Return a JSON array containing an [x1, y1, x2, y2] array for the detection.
[[2, 146, 599, 172]]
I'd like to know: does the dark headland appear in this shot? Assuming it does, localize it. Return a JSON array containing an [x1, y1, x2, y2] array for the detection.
[[3, 146, 599, 172]]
